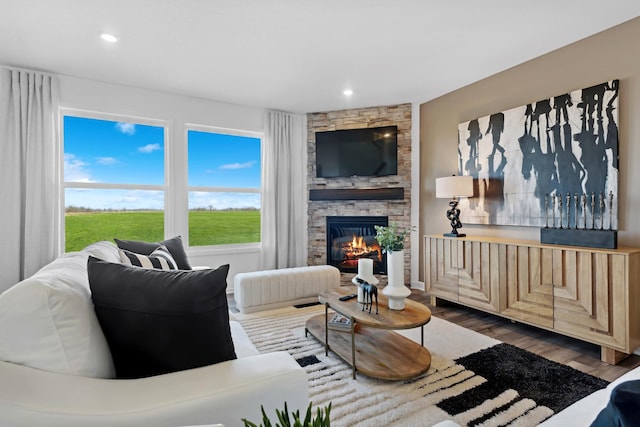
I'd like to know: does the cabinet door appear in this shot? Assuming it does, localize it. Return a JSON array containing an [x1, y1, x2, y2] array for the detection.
[[500, 245, 553, 328], [457, 240, 501, 313], [553, 251, 627, 350], [424, 237, 458, 301]]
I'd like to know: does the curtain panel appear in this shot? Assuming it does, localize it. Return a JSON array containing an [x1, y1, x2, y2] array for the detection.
[[0, 68, 60, 292], [260, 111, 307, 270]]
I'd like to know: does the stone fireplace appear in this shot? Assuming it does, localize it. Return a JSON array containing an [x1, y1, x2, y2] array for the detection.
[[326, 216, 388, 274], [307, 103, 412, 284]]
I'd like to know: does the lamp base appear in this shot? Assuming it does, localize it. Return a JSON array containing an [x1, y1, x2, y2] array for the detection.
[[444, 198, 467, 239]]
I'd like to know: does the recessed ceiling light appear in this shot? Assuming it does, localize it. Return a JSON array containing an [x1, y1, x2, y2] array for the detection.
[[100, 33, 118, 43], [343, 89, 353, 96]]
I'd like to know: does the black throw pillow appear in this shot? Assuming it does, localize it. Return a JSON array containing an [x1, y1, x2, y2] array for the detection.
[[114, 235, 192, 270], [591, 380, 640, 426], [87, 257, 236, 379]]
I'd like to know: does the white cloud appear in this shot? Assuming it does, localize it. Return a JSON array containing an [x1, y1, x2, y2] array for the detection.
[[138, 143, 161, 153], [219, 160, 256, 170], [65, 189, 164, 210], [189, 191, 260, 210], [65, 188, 258, 211], [96, 157, 118, 165], [115, 122, 136, 135], [64, 153, 95, 183]]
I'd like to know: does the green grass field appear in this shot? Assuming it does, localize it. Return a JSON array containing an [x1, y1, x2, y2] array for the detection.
[[65, 210, 260, 252]]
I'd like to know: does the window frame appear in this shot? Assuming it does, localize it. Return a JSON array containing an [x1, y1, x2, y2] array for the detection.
[[60, 108, 170, 251], [185, 123, 263, 250]]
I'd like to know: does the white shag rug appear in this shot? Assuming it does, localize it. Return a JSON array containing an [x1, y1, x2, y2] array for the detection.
[[234, 305, 557, 427]]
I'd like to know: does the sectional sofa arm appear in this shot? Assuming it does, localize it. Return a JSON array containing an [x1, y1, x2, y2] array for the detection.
[[0, 351, 309, 427]]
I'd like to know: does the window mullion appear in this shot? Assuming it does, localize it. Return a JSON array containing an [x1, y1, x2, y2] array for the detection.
[[188, 186, 259, 193], [64, 182, 165, 191]]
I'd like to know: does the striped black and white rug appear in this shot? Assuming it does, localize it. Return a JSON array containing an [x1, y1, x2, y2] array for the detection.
[[234, 305, 607, 427]]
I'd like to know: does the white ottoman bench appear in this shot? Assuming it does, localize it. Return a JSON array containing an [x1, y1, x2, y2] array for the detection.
[[233, 265, 341, 313]]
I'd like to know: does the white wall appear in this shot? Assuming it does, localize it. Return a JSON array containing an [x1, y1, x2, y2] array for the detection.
[[59, 75, 265, 287], [410, 102, 422, 290], [59, 75, 418, 287]]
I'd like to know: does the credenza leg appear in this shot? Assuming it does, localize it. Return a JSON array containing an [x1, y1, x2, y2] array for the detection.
[[601, 347, 629, 365]]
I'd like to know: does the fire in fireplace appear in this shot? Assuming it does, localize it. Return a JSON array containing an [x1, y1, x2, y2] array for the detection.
[[326, 216, 388, 274]]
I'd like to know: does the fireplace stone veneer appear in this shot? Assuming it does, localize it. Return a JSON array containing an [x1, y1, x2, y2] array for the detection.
[[307, 103, 412, 285]]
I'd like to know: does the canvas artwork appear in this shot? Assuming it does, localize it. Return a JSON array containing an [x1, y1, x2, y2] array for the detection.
[[457, 80, 619, 229]]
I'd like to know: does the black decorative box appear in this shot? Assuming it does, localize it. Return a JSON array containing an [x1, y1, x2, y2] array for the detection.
[[540, 228, 617, 249]]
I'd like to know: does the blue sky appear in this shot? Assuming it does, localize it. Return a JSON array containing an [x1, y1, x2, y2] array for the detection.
[[187, 130, 260, 188], [64, 117, 165, 185], [64, 116, 261, 210]]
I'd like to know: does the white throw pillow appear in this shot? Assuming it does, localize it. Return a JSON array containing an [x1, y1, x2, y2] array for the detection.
[[118, 245, 178, 270], [0, 251, 115, 378]]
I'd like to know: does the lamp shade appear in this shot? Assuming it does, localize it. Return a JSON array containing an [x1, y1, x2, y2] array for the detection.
[[435, 175, 474, 199]]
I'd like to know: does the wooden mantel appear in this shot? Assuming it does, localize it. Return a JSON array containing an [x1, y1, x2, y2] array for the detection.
[[309, 187, 404, 201]]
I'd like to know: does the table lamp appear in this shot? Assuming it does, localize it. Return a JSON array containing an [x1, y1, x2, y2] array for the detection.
[[435, 175, 474, 237]]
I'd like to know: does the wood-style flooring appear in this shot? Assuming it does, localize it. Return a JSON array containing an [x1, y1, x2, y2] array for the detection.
[[229, 289, 640, 383], [407, 290, 640, 382]]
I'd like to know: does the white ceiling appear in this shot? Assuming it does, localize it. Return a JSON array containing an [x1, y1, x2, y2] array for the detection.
[[1, 1, 639, 113]]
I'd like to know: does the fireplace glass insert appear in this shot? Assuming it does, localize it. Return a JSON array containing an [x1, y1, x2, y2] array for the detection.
[[326, 216, 388, 274]]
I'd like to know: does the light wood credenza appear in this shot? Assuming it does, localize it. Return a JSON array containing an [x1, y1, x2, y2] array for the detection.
[[424, 235, 640, 364]]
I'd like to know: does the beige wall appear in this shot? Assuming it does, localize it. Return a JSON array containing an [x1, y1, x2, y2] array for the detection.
[[419, 17, 640, 281]]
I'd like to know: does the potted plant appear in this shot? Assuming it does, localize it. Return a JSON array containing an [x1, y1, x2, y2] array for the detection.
[[242, 402, 331, 427], [374, 223, 412, 310], [374, 223, 410, 254]]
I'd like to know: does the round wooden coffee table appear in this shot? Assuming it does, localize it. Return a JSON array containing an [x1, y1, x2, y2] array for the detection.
[[305, 286, 431, 380]]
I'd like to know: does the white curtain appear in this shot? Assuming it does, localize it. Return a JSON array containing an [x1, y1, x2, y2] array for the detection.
[[0, 68, 60, 292], [260, 111, 307, 270]]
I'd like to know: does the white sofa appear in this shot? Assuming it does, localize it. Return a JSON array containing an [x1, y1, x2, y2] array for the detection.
[[0, 242, 308, 427]]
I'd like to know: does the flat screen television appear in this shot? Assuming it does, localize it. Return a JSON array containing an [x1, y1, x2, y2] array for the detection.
[[315, 125, 398, 178]]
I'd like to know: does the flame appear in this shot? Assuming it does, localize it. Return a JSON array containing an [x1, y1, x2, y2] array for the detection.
[[352, 235, 365, 249], [342, 234, 381, 261]]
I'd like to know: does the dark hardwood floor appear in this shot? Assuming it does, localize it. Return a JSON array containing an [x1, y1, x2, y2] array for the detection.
[[229, 289, 640, 382]]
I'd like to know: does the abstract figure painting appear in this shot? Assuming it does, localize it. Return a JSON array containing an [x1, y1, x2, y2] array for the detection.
[[457, 80, 619, 229]]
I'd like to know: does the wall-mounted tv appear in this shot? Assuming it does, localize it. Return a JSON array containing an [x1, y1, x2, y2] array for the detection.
[[315, 125, 398, 178]]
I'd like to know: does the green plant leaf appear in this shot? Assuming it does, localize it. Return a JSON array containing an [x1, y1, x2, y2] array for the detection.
[[323, 402, 332, 427], [261, 405, 273, 427], [276, 402, 291, 427], [241, 419, 258, 427], [244, 401, 332, 427], [374, 222, 412, 253], [302, 403, 312, 426]]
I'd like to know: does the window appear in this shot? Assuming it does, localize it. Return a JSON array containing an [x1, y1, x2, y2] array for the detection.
[[187, 127, 261, 246], [62, 113, 261, 253], [63, 113, 167, 252]]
